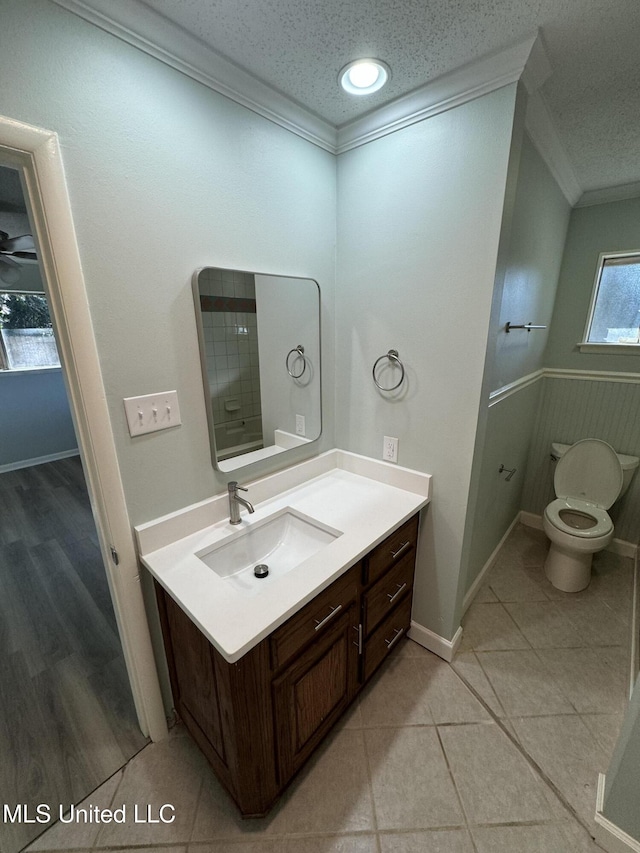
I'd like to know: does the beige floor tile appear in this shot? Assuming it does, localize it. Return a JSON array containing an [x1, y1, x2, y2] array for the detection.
[[460, 602, 530, 652], [582, 551, 634, 601], [511, 715, 609, 828], [559, 597, 630, 646], [476, 649, 576, 717], [365, 726, 464, 830], [471, 822, 597, 852], [358, 656, 434, 727], [280, 835, 378, 853], [450, 651, 506, 717], [378, 828, 475, 852], [438, 722, 554, 825], [267, 729, 375, 835], [497, 525, 549, 567], [187, 842, 279, 853], [503, 601, 586, 648], [94, 730, 209, 847], [25, 770, 123, 851], [580, 712, 625, 759], [190, 768, 277, 841], [472, 582, 499, 603], [484, 560, 550, 603], [413, 653, 490, 724], [534, 647, 629, 715], [97, 847, 186, 853]]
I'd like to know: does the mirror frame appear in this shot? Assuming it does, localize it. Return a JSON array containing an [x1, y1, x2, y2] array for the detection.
[[192, 267, 322, 473]]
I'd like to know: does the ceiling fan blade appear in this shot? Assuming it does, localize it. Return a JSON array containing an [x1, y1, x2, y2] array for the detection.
[[0, 234, 36, 254], [0, 254, 22, 285]]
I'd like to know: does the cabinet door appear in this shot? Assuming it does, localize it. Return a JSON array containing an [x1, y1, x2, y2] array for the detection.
[[273, 602, 359, 786]]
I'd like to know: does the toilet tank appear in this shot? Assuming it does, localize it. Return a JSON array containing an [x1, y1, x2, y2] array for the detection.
[[550, 442, 640, 497]]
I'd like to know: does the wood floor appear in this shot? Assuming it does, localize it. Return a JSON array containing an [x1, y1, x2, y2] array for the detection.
[[0, 457, 148, 853]]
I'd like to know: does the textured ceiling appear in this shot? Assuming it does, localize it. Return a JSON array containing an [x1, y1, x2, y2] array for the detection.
[[104, 0, 640, 192]]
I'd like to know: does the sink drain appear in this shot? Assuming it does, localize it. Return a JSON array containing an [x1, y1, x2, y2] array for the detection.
[[254, 564, 269, 578]]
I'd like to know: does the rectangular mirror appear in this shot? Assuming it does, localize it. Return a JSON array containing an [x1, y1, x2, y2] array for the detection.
[[192, 267, 321, 473]]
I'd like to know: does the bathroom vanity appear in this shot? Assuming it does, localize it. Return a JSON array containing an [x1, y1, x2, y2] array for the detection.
[[137, 449, 431, 816]]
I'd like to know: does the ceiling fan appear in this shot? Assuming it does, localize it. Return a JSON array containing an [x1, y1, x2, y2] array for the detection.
[[0, 231, 37, 285]]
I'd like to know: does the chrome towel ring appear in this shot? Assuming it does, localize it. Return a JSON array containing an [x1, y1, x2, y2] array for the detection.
[[286, 344, 306, 379], [372, 349, 405, 391]]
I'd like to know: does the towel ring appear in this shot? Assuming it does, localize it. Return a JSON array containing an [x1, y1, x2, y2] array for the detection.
[[286, 345, 306, 379], [372, 349, 405, 391]]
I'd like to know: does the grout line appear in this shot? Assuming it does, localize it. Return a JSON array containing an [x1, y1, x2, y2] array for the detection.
[[359, 716, 381, 839], [433, 725, 479, 851]]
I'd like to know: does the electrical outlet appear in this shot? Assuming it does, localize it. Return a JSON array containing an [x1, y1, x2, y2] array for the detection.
[[123, 390, 182, 437], [383, 435, 398, 463], [295, 414, 306, 436]]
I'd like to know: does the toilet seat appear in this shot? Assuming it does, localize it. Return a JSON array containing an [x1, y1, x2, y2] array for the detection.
[[553, 438, 622, 509], [545, 498, 613, 539]]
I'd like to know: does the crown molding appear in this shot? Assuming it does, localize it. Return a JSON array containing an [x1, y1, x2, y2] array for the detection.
[[576, 180, 640, 208], [53, 1, 549, 158], [336, 35, 539, 153], [50, 0, 338, 152], [525, 92, 582, 206]]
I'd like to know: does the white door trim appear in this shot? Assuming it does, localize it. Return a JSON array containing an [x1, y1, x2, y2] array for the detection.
[[0, 114, 167, 741]]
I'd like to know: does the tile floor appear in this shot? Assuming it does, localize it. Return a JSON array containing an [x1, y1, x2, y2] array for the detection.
[[24, 524, 634, 853]]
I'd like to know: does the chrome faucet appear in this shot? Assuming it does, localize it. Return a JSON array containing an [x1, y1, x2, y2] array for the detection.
[[228, 481, 255, 524]]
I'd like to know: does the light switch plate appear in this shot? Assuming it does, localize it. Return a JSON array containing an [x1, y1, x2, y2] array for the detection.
[[124, 390, 182, 437]]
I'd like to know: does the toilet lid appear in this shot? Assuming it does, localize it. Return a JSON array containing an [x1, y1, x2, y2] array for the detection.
[[554, 439, 623, 509]]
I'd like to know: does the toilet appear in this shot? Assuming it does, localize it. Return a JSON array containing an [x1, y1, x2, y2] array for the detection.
[[543, 438, 639, 592]]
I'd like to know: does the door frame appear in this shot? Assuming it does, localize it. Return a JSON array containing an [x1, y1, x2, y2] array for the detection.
[[0, 114, 168, 742]]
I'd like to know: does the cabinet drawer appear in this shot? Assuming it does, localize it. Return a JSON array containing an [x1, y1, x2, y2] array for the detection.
[[363, 551, 414, 637], [365, 515, 419, 586], [363, 594, 412, 682], [270, 564, 360, 671]]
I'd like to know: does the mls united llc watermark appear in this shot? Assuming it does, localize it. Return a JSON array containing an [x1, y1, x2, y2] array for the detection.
[[3, 803, 176, 825]]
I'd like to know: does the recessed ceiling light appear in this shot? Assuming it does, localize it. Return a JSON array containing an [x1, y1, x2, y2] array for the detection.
[[339, 59, 390, 95]]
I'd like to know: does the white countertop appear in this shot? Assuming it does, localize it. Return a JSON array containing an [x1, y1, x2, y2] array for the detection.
[[136, 450, 431, 662]]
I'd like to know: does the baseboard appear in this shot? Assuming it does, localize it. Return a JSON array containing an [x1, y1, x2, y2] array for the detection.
[[463, 512, 521, 614], [408, 621, 463, 663], [519, 511, 638, 558], [519, 510, 544, 530], [595, 774, 640, 853], [0, 448, 79, 474]]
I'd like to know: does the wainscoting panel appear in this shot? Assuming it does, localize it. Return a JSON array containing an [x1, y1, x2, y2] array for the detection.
[[521, 377, 640, 544]]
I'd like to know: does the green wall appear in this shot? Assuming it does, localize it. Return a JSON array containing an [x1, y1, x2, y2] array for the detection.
[[545, 196, 640, 372]]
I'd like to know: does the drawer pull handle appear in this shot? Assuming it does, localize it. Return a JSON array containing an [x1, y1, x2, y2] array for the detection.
[[390, 541, 411, 561], [353, 623, 363, 654], [387, 582, 407, 605], [314, 604, 343, 631], [385, 627, 405, 650]]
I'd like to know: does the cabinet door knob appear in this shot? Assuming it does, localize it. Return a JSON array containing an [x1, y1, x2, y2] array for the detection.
[[385, 627, 405, 650], [390, 541, 411, 560], [387, 582, 407, 605], [313, 604, 343, 631]]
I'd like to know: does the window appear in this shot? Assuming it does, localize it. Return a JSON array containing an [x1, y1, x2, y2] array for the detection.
[[582, 252, 640, 349], [0, 292, 60, 370]]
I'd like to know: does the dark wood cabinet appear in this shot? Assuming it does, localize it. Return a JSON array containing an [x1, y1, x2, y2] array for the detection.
[[155, 511, 419, 817]]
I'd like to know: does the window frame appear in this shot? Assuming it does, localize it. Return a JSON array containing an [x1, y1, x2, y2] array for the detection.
[[579, 250, 640, 354], [0, 288, 61, 371]]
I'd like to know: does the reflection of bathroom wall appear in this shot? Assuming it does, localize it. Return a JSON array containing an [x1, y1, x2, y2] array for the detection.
[[197, 268, 263, 452], [255, 275, 320, 443]]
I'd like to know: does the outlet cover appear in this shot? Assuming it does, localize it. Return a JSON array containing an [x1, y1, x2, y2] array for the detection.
[[295, 414, 306, 436], [383, 435, 398, 463], [124, 390, 182, 437]]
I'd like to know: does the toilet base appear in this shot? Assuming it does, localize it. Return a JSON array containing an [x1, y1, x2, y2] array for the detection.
[[544, 542, 592, 592]]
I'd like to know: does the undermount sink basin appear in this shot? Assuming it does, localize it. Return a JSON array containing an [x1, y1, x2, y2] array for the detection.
[[196, 508, 342, 596]]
